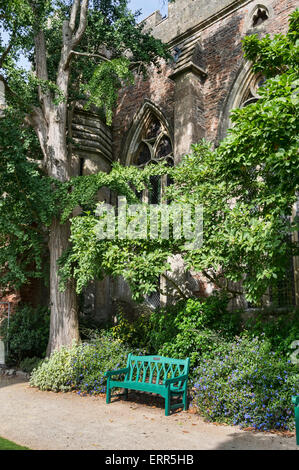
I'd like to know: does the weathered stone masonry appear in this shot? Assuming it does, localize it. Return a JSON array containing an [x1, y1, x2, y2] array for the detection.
[[113, 0, 297, 157]]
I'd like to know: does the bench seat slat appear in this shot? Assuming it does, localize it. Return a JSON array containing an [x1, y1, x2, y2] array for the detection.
[[110, 380, 168, 396], [109, 379, 186, 395]]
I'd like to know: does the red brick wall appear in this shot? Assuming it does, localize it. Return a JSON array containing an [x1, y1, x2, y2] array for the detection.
[[112, 0, 297, 156], [201, 0, 296, 143]]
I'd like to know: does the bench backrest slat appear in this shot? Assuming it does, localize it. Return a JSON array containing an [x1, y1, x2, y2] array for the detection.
[[125, 355, 189, 385]]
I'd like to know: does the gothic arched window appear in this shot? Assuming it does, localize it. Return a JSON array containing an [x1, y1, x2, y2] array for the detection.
[[220, 66, 296, 308], [238, 76, 296, 308], [133, 114, 174, 205]]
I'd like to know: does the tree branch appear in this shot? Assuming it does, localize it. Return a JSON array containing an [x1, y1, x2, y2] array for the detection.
[[24, 107, 48, 161], [60, 1, 90, 73], [69, 50, 111, 62], [0, 74, 21, 103], [69, 0, 80, 32], [34, 29, 51, 118], [0, 30, 16, 69], [72, 0, 89, 48], [202, 269, 243, 296]]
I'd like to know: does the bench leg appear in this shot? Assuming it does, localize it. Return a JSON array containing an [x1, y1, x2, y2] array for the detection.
[[183, 388, 188, 411], [295, 404, 299, 445], [165, 390, 170, 417], [106, 379, 111, 404], [124, 388, 128, 401]]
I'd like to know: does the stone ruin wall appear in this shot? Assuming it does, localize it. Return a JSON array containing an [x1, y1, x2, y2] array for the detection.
[[113, 0, 297, 162]]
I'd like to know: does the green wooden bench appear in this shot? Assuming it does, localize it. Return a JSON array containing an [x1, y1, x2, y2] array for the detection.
[[292, 395, 299, 445], [105, 354, 190, 416]]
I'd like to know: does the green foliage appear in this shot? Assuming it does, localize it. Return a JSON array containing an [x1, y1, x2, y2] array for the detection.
[[83, 57, 134, 125], [243, 309, 299, 356], [111, 294, 240, 370], [111, 306, 151, 349], [29, 342, 78, 392], [242, 10, 299, 77], [69, 330, 132, 395], [58, 162, 175, 301], [29, 330, 134, 394], [192, 336, 299, 431], [0, 108, 58, 289], [151, 295, 239, 369], [0, 305, 50, 365], [19, 356, 43, 374]]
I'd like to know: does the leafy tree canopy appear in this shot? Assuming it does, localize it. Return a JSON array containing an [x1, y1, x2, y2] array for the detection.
[[0, 0, 171, 292]]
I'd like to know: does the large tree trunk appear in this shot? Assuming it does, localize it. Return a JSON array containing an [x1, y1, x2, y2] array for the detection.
[[33, 87, 79, 357], [42, 58, 79, 356], [45, 105, 80, 356], [47, 217, 79, 355], [32, 1, 89, 355]]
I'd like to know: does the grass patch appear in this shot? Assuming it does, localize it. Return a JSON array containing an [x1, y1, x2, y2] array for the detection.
[[0, 436, 30, 450]]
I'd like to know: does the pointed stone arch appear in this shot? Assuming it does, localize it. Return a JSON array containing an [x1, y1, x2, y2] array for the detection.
[[217, 59, 297, 308], [120, 101, 174, 309], [217, 61, 265, 141], [242, 2, 273, 33], [122, 100, 173, 166]]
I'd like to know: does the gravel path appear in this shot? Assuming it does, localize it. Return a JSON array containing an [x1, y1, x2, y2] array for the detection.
[[0, 376, 297, 450]]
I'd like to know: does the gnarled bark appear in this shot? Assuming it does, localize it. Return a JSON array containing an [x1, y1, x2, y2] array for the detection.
[[47, 217, 79, 355]]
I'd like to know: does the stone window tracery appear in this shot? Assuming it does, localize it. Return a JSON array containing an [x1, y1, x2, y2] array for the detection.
[[133, 115, 174, 205], [240, 74, 266, 107], [252, 6, 269, 27]]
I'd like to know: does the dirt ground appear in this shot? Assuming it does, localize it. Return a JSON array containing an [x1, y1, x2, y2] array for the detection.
[[0, 376, 297, 450]]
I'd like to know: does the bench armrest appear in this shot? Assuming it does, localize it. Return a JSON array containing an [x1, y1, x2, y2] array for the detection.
[[105, 367, 130, 378], [165, 374, 188, 386]]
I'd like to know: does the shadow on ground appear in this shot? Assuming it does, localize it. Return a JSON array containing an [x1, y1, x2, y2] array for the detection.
[[0, 375, 27, 389], [213, 429, 297, 450], [110, 390, 186, 415]]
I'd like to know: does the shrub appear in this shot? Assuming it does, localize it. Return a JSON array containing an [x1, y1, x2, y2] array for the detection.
[[111, 294, 239, 358], [191, 335, 299, 431], [158, 329, 222, 372], [148, 294, 240, 369], [78, 309, 106, 341], [0, 305, 50, 365], [69, 330, 132, 395], [243, 309, 299, 356], [30, 343, 78, 392], [111, 307, 150, 350], [30, 331, 135, 394], [19, 356, 43, 374]]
